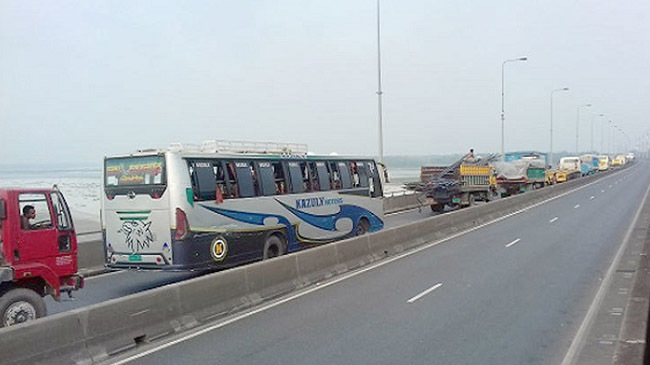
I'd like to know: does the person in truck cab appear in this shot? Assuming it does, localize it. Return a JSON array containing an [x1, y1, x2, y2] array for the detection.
[[20, 205, 36, 230]]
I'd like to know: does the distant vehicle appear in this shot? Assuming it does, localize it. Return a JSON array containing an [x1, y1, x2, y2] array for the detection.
[[579, 154, 599, 175], [597, 155, 610, 171], [612, 154, 627, 166], [0, 187, 83, 327], [558, 156, 580, 171], [102, 141, 385, 271], [557, 157, 582, 181]]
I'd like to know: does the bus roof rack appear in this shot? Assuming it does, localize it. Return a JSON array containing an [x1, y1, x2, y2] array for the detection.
[[168, 140, 308, 155]]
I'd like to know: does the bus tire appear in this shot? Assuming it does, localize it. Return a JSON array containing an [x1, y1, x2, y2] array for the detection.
[[430, 204, 444, 212], [355, 218, 370, 236], [0, 288, 46, 327], [263, 235, 285, 260]]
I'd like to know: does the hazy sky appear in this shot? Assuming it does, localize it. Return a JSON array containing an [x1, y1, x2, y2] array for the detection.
[[1, 1, 649, 166]]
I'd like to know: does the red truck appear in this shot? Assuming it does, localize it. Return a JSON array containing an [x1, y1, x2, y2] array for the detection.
[[0, 187, 83, 327]]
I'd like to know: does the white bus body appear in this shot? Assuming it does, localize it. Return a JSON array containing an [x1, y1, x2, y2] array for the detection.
[[102, 149, 384, 270]]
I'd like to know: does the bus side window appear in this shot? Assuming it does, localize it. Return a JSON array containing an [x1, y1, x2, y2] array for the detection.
[[235, 161, 257, 198], [329, 162, 341, 190], [272, 162, 288, 194], [356, 161, 369, 188], [225, 162, 239, 198], [367, 161, 382, 197], [339, 162, 352, 189], [315, 161, 330, 191], [190, 160, 216, 201], [308, 162, 320, 191], [214, 161, 227, 200], [349, 162, 360, 187], [257, 162, 276, 196], [287, 162, 303, 194], [299, 162, 311, 192]]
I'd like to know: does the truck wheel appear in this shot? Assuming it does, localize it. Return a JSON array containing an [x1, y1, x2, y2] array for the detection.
[[263, 235, 285, 260], [0, 288, 47, 327]]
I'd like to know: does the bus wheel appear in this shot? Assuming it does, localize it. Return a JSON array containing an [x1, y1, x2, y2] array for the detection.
[[430, 204, 444, 212], [0, 288, 47, 327], [355, 218, 370, 236], [263, 235, 285, 260]]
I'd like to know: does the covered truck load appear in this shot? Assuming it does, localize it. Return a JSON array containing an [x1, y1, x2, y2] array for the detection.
[[491, 159, 547, 196]]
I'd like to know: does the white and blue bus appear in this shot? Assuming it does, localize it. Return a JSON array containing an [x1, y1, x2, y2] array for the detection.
[[101, 141, 385, 271]]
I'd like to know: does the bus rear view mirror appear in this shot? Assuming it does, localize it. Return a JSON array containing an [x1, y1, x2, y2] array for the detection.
[[0, 199, 5, 220]]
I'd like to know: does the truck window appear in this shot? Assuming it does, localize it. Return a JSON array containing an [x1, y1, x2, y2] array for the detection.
[[18, 193, 52, 230], [51, 192, 73, 230]]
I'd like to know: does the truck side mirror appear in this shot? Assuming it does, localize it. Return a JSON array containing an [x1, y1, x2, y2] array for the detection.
[[0, 199, 5, 220]]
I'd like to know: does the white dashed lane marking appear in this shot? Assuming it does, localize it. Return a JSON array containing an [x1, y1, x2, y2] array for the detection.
[[506, 238, 521, 248], [407, 283, 443, 303], [550, 217, 559, 223]]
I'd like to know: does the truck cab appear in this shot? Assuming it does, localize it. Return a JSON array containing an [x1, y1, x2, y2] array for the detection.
[[0, 187, 83, 327]]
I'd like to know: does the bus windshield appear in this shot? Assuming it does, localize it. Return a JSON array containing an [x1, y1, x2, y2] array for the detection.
[[105, 155, 165, 186]]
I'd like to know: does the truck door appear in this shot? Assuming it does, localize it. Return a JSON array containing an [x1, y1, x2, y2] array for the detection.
[[49, 191, 77, 275], [14, 193, 58, 266]]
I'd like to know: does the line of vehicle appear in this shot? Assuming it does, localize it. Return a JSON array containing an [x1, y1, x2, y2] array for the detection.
[[561, 168, 650, 365], [109, 168, 631, 365], [407, 283, 443, 303]]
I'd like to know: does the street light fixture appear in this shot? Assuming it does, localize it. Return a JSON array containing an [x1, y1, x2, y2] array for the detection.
[[576, 103, 591, 153], [501, 57, 528, 161], [550, 87, 569, 168]]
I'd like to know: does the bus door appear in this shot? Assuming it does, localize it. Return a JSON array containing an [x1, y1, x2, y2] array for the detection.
[[103, 155, 171, 266]]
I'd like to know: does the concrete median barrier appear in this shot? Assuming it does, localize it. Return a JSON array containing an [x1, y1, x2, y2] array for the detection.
[[244, 254, 301, 305], [83, 285, 183, 363], [295, 243, 340, 286], [176, 266, 249, 327], [77, 239, 105, 273], [0, 312, 90, 365]]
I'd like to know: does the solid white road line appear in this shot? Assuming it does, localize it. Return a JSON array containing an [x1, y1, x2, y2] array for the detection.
[[505, 238, 521, 248], [562, 169, 650, 365], [109, 167, 632, 365], [574, 204, 580, 209], [549, 217, 559, 223], [407, 283, 443, 303]]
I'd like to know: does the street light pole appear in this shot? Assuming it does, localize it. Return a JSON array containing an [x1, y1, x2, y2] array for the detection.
[[591, 113, 604, 152], [550, 87, 569, 168], [608, 121, 612, 154], [376, 0, 384, 164], [501, 57, 527, 161], [576, 103, 591, 153]]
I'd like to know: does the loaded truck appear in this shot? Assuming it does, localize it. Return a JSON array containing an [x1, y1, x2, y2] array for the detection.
[[421, 159, 495, 212], [0, 187, 83, 327]]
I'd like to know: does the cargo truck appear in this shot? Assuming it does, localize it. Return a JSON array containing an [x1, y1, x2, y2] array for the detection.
[[0, 187, 83, 327]]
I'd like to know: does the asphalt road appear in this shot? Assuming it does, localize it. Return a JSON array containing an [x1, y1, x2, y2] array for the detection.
[[106, 162, 649, 365], [46, 193, 441, 314]]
